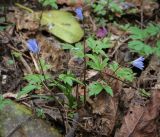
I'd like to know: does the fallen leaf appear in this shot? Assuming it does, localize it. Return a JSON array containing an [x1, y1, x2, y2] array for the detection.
[[40, 10, 84, 43], [84, 68, 122, 136], [115, 90, 160, 137], [8, 8, 84, 43]]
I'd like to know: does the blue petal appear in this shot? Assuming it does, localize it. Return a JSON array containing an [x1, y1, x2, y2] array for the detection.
[[27, 39, 40, 53], [132, 57, 144, 70], [75, 7, 83, 20]]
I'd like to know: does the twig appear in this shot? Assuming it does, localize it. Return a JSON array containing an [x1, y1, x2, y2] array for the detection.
[[19, 55, 32, 74], [110, 34, 130, 57], [30, 53, 40, 73], [15, 3, 33, 13]]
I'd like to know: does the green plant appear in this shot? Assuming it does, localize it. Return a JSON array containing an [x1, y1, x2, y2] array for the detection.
[[108, 0, 123, 13], [50, 71, 83, 108], [86, 54, 109, 71], [88, 81, 113, 96], [95, 17, 107, 27], [113, 22, 131, 31], [0, 18, 15, 31], [62, 43, 84, 59], [39, 58, 51, 71], [138, 89, 151, 98], [86, 37, 110, 57], [86, 37, 110, 71], [128, 23, 160, 56], [92, 0, 123, 16], [155, 41, 160, 57], [92, 0, 108, 16], [85, 35, 134, 97], [12, 51, 22, 58], [0, 95, 12, 110], [109, 61, 134, 82], [7, 59, 15, 65], [59, 71, 83, 86], [17, 74, 51, 98], [36, 108, 46, 118], [92, 0, 123, 26], [38, 0, 58, 9], [128, 40, 153, 56], [17, 57, 52, 98]]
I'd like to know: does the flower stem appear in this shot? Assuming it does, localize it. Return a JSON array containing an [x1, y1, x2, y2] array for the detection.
[[37, 54, 47, 86], [82, 20, 87, 104]]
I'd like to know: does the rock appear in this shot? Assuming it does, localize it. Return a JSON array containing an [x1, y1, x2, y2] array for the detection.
[[0, 101, 62, 137]]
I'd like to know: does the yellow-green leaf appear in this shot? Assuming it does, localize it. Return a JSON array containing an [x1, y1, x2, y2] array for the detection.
[[40, 10, 84, 43]]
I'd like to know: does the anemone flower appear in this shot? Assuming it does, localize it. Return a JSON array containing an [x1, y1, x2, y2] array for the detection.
[[75, 7, 83, 20], [132, 57, 144, 70], [26, 39, 40, 54]]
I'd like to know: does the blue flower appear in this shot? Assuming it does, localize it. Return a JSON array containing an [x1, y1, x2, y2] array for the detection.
[[75, 7, 83, 20], [132, 57, 145, 70], [26, 39, 40, 53]]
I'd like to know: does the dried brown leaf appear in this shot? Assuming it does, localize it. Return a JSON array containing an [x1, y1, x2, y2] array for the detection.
[[115, 90, 160, 137], [78, 67, 122, 136]]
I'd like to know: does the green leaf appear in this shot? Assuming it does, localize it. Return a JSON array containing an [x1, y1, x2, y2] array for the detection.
[[0, 17, 5, 23], [11, 51, 22, 58], [24, 74, 51, 84], [24, 74, 42, 84], [87, 54, 108, 71], [39, 11, 84, 43], [59, 72, 83, 86], [0, 96, 12, 110], [88, 82, 103, 96], [139, 89, 151, 98], [128, 40, 153, 55], [87, 37, 110, 57], [129, 26, 148, 40], [155, 41, 160, 57], [39, 0, 58, 9], [7, 59, 15, 65], [39, 58, 51, 71], [109, 61, 119, 71], [71, 43, 84, 58], [87, 54, 101, 71], [62, 43, 74, 50], [117, 68, 134, 82], [17, 84, 40, 98], [109, 1, 122, 13], [103, 85, 113, 96], [145, 23, 160, 36], [109, 61, 134, 82], [0, 26, 7, 31]]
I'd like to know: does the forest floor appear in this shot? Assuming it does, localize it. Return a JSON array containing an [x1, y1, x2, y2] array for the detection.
[[0, 0, 160, 137]]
